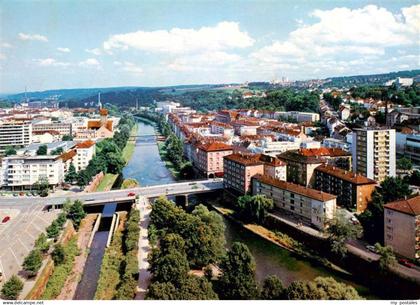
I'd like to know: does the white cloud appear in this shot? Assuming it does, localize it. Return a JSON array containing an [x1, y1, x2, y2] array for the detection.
[[78, 58, 101, 69], [103, 21, 254, 54], [0, 53, 6, 60], [1, 42, 12, 48], [250, 4, 420, 76], [121, 62, 143, 74], [18, 33, 48, 42], [57, 47, 70, 53], [168, 51, 242, 72], [34, 58, 70, 67], [85, 48, 102, 55]]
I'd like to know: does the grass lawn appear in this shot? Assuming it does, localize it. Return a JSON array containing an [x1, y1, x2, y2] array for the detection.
[[157, 141, 180, 179], [121, 125, 138, 164], [96, 173, 118, 191]]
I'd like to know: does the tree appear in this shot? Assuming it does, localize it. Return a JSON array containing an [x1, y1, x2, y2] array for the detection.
[[327, 211, 362, 257], [68, 200, 86, 229], [51, 147, 64, 155], [216, 242, 259, 300], [174, 275, 218, 300], [286, 277, 362, 300], [1, 275, 23, 300], [22, 249, 43, 277], [4, 146, 16, 156], [35, 177, 49, 197], [397, 157, 413, 171], [237, 195, 274, 223], [46, 220, 61, 239], [106, 152, 125, 174], [115, 274, 137, 300], [375, 243, 397, 271], [65, 162, 78, 184], [152, 249, 190, 284], [34, 233, 50, 253], [62, 134, 73, 141], [261, 275, 285, 300], [52, 244, 66, 265], [179, 162, 195, 179], [405, 170, 420, 186], [379, 177, 411, 204], [36, 144, 48, 156], [146, 282, 177, 300]]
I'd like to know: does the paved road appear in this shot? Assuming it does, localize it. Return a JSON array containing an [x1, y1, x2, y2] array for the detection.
[[0, 179, 224, 207]]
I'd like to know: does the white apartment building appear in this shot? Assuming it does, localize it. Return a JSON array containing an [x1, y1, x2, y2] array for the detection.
[[250, 140, 300, 156], [275, 111, 320, 122], [0, 121, 32, 153], [252, 174, 336, 229], [352, 128, 396, 182], [323, 138, 350, 152], [32, 122, 72, 136], [1, 155, 64, 189]]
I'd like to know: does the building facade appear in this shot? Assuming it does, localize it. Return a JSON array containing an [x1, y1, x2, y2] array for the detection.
[[384, 196, 420, 260], [196, 142, 233, 177], [352, 128, 396, 182], [0, 121, 32, 153], [314, 165, 377, 213], [252, 174, 336, 229]]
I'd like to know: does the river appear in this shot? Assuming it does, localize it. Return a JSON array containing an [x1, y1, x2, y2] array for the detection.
[[123, 119, 375, 298]]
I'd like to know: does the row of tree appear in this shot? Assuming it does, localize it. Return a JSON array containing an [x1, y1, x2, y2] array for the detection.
[[66, 113, 135, 186], [350, 84, 420, 107], [146, 197, 362, 300]]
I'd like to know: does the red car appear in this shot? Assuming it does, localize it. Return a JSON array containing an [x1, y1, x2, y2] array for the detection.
[[2, 216, 10, 223], [127, 192, 136, 197], [399, 258, 415, 268]]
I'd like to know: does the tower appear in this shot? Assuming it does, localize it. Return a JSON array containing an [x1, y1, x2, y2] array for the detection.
[[98, 92, 102, 109]]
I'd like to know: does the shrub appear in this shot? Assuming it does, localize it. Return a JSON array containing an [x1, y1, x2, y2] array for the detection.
[[52, 244, 66, 265], [22, 249, 43, 277], [34, 233, 50, 253], [1, 275, 23, 300]]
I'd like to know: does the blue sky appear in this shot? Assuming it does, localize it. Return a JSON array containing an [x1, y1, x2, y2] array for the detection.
[[0, 0, 419, 93]]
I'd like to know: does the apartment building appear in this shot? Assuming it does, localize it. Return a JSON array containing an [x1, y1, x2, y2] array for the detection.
[[352, 128, 396, 182], [252, 174, 336, 229], [0, 121, 32, 153], [278, 148, 352, 186], [223, 154, 264, 194], [384, 196, 420, 260], [322, 138, 350, 152], [32, 122, 72, 136], [314, 165, 377, 213], [250, 140, 300, 156], [74, 140, 96, 171], [404, 134, 420, 165], [275, 111, 320, 122], [196, 142, 233, 178], [0, 155, 64, 189]]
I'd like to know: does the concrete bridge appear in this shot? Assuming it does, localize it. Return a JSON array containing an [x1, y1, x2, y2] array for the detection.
[[0, 179, 224, 208]]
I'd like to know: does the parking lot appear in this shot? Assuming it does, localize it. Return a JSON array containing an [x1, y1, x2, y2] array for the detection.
[[0, 202, 58, 286]]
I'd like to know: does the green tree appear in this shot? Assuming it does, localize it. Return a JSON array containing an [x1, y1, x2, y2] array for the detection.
[[146, 282, 177, 300], [327, 212, 362, 257], [34, 233, 50, 253], [46, 220, 61, 239], [397, 157, 413, 171], [1, 275, 23, 300], [22, 249, 43, 277], [237, 195, 274, 223], [51, 244, 66, 265], [115, 274, 137, 300], [380, 177, 411, 203], [51, 147, 64, 155], [261, 275, 285, 300], [174, 275, 218, 300], [64, 162, 78, 184], [35, 177, 50, 197], [62, 134, 73, 141], [286, 277, 363, 300], [216, 242, 259, 300], [4, 146, 16, 156], [375, 243, 397, 271], [152, 249, 189, 284], [36, 144, 48, 155], [68, 200, 86, 229]]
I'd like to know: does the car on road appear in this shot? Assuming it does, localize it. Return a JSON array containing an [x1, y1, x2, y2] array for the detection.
[[127, 192, 136, 197], [2, 216, 11, 223], [366, 245, 377, 253], [398, 258, 415, 268]]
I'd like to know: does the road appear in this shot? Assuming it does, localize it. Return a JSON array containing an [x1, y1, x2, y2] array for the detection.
[[0, 179, 224, 207]]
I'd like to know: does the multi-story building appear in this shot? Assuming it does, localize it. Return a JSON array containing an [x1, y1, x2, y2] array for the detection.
[[352, 128, 396, 182], [384, 195, 420, 260], [314, 165, 377, 213], [0, 121, 32, 153], [275, 111, 320, 122], [249, 139, 300, 156], [404, 134, 420, 165], [0, 155, 64, 189], [223, 154, 264, 194], [74, 140, 96, 171], [196, 142, 233, 178], [322, 138, 350, 152], [252, 174, 336, 229], [32, 122, 72, 136], [278, 148, 352, 186]]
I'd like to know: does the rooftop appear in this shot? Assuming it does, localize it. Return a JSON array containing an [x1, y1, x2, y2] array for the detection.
[[197, 142, 233, 152], [253, 174, 337, 202], [384, 195, 420, 216], [75, 140, 96, 149], [315, 165, 377, 185]]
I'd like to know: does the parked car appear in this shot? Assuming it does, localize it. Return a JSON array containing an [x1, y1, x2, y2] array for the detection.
[[366, 245, 377, 253], [127, 192, 136, 197], [398, 258, 415, 268], [2, 216, 10, 223]]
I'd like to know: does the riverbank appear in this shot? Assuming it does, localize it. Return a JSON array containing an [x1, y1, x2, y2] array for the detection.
[[156, 141, 180, 179], [122, 124, 138, 164]]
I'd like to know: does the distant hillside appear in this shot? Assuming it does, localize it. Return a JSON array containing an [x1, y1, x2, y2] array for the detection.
[[323, 69, 420, 88]]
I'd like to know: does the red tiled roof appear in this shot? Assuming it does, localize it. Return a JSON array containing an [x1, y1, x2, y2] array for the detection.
[[32, 130, 60, 135], [99, 108, 109, 116], [315, 165, 376, 185], [298, 147, 350, 157], [59, 150, 76, 162], [254, 174, 337, 202], [197, 142, 233, 152], [384, 195, 420, 216], [75, 140, 96, 149], [224, 153, 264, 166]]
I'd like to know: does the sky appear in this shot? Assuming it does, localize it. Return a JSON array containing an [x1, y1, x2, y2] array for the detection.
[[0, 0, 419, 93]]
